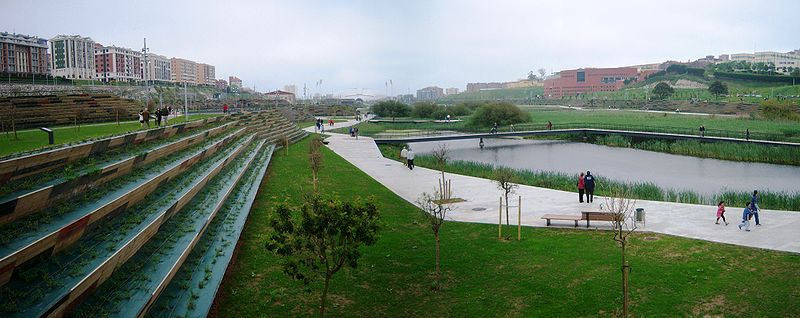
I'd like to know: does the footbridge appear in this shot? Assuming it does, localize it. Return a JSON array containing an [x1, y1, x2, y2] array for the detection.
[[372, 128, 800, 148]]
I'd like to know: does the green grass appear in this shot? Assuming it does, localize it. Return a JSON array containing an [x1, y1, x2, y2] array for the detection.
[[0, 114, 220, 157], [213, 136, 800, 317]]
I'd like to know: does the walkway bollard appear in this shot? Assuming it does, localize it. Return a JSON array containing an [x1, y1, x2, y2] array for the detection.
[[40, 127, 54, 145]]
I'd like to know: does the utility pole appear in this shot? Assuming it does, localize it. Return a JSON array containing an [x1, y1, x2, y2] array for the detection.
[[142, 38, 149, 108], [184, 82, 188, 121]]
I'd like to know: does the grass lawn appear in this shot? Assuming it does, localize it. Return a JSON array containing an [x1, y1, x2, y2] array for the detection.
[[0, 114, 220, 157], [213, 136, 800, 317]]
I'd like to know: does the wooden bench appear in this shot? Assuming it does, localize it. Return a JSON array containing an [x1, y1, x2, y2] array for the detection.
[[541, 214, 582, 227], [581, 211, 615, 228]]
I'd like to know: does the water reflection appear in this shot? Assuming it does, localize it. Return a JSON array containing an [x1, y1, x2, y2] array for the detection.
[[409, 138, 800, 195]]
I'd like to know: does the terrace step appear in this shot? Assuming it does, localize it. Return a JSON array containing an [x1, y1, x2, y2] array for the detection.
[[0, 135, 255, 317], [69, 139, 267, 317], [0, 116, 227, 182], [149, 144, 274, 317], [0, 128, 247, 287], [0, 121, 236, 226]]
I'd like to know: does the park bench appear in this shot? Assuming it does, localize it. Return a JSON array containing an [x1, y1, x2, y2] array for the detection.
[[581, 211, 615, 228], [541, 214, 582, 227]]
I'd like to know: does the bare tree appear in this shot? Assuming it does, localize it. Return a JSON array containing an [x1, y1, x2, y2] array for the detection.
[[493, 167, 518, 236], [308, 136, 324, 192], [417, 186, 452, 290], [537, 68, 547, 79], [431, 144, 452, 198], [605, 190, 638, 317]]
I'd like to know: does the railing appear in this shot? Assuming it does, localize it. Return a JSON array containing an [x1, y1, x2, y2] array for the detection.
[[367, 121, 796, 142]]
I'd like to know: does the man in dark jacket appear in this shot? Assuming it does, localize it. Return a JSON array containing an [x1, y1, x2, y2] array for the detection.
[[584, 171, 596, 203]]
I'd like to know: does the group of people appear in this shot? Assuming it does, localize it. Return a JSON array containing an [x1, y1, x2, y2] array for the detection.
[[314, 118, 330, 133], [349, 127, 359, 139], [576, 171, 596, 203], [138, 107, 172, 128], [399, 146, 415, 170], [717, 190, 762, 231]]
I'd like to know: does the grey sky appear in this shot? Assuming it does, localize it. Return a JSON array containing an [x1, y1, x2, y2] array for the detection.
[[2, 0, 798, 96]]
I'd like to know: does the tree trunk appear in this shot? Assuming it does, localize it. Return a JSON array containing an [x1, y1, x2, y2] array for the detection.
[[622, 242, 628, 318], [434, 230, 441, 289], [320, 273, 331, 318], [504, 194, 510, 228]]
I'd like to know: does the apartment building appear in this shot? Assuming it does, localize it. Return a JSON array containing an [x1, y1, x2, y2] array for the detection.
[[94, 45, 142, 82], [146, 53, 171, 83], [544, 67, 642, 98], [170, 58, 197, 84], [229, 76, 242, 89], [195, 63, 215, 85], [730, 51, 800, 72], [1, 32, 50, 76], [416, 86, 444, 100]]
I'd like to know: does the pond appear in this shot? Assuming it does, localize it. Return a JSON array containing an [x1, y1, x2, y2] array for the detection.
[[409, 138, 800, 195]]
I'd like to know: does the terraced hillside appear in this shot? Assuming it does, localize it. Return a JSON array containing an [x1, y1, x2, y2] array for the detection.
[[0, 94, 143, 130], [0, 110, 305, 317]]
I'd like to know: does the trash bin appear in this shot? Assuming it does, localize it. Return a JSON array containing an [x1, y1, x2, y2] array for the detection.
[[635, 208, 645, 223]]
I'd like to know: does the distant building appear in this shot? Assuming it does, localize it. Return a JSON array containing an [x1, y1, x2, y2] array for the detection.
[[416, 86, 444, 100], [0, 32, 50, 76], [145, 53, 171, 83], [445, 87, 459, 95], [397, 94, 415, 103], [229, 76, 242, 89], [283, 84, 297, 94], [544, 67, 642, 98], [265, 90, 296, 104], [95, 45, 142, 82], [50, 35, 96, 79], [466, 82, 504, 92], [215, 79, 228, 90], [195, 63, 215, 85], [503, 79, 543, 89], [170, 58, 197, 84], [718, 54, 730, 61], [730, 51, 800, 73]]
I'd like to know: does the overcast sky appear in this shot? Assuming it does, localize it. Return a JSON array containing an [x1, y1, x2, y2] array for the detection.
[[2, 0, 798, 96]]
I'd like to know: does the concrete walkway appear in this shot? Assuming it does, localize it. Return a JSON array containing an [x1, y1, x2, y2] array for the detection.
[[305, 120, 800, 254]]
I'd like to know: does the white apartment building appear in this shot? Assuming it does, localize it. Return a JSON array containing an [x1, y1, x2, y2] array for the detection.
[[95, 45, 143, 82], [730, 51, 800, 72], [49, 35, 96, 79], [146, 53, 171, 83]]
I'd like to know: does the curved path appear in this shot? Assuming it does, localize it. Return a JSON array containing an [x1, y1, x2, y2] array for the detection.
[[306, 119, 800, 254]]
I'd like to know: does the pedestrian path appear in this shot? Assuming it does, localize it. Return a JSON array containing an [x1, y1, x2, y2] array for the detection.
[[304, 120, 800, 254]]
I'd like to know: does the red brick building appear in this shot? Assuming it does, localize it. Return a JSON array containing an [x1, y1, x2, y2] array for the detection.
[[544, 67, 643, 98]]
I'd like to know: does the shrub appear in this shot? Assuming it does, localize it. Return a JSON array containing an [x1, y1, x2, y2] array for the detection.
[[468, 102, 530, 126], [760, 100, 800, 121], [411, 102, 439, 118], [714, 71, 799, 84], [372, 100, 411, 119], [652, 82, 675, 100]]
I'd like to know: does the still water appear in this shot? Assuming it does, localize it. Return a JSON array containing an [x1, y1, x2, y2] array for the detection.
[[409, 139, 800, 195]]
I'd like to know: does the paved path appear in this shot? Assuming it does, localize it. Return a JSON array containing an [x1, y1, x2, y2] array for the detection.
[[304, 121, 800, 254]]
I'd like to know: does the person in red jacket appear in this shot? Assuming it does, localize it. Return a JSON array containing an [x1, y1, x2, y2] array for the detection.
[[577, 172, 585, 203], [223, 104, 229, 114]]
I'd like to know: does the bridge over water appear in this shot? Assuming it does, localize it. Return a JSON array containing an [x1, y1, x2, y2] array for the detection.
[[373, 128, 800, 148]]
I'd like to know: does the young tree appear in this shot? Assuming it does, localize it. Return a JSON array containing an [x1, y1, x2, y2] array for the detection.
[[267, 195, 380, 318], [538, 68, 547, 79], [417, 188, 451, 290], [708, 80, 729, 97], [605, 190, 638, 318], [308, 136, 324, 192], [431, 144, 451, 196], [652, 82, 675, 100], [493, 167, 518, 237]]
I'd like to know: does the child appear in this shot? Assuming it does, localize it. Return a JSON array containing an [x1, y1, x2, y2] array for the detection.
[[738, 202, 752, 232], [715, 201, 728, 225]]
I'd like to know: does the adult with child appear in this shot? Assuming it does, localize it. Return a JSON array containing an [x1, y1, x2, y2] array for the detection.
[[715, 201, 729, 225], [583, 171, 596, 203]]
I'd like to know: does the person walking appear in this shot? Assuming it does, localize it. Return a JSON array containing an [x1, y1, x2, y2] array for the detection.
[[142, 109, 151, 128], [745, 128, 750, 140], [584, 171, 596, 203], [715, 201, 729, 225], [547, 121, 553, 130], [699, 125, 706, 137], [577, 172, 586, 203], [223, 104, 229, 114], [354, 127, 359, 140], [407, 148, 415, 170], [739, 202, 753, 231], [751, 190, 761, 225], [138, 110, 144, 128], [156, 109, 162, 127], [491, 123, 498, 134], [400, 146, 408, 167]]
